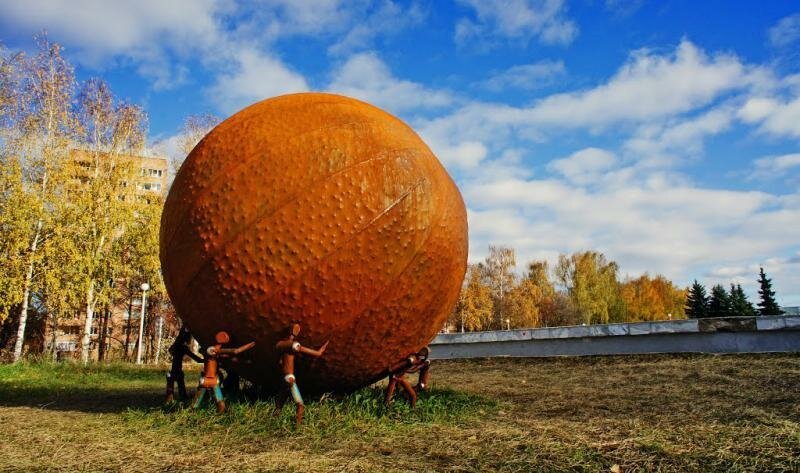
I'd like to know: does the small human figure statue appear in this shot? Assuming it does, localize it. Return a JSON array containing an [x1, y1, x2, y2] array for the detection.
[[192, 331, 255, 413], [384, 346, 432, 408], [274, 323, 329, 426], [165, 326, 203, 403]]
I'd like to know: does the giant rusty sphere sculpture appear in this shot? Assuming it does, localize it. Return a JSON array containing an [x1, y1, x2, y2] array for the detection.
[[160, 93, 468, 393]]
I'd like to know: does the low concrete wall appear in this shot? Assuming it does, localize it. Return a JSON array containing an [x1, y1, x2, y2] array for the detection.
[[430, 316, 800, 359]]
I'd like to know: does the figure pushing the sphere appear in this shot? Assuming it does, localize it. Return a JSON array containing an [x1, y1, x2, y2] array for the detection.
[[273, 324, 329, 425], [192, 331, 255, 413], [384, 346, 432, 408], [165, 326, 203, 403]]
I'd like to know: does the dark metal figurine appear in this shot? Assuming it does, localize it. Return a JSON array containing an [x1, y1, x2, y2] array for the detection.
[[384, 346, 431, 408], [165, 326, 203, 403], [274, 324, 329, 425], [192, 331, 255, 413]]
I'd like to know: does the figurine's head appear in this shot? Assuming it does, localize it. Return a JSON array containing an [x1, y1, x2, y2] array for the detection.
[[290, 323, 301, 337], [177, 326, 192, 341], [417, 346, 430, 360], [215, 331, 230, 344]]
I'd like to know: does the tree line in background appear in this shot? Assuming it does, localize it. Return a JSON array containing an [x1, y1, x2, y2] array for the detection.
[[449, 246, 788, 332], [685, 268, 785, 319], [448, 246, 688, 332], [0, 36, 218, 363]]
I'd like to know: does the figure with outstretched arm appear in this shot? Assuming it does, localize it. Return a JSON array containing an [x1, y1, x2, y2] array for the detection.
[[385, 346, 432, 408], [165, 326, 203, 403], [274, 323, 329, 426], [192, 331, 255, 413]]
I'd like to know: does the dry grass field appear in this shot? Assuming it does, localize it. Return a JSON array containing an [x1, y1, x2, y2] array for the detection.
[[1, 354, 798, 472]]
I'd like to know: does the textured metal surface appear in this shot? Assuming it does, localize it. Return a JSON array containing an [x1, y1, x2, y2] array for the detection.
[[160, 93, 468, 393]]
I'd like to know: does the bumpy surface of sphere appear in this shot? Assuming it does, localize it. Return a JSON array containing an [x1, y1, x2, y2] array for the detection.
[[160, 93, 468, 392]]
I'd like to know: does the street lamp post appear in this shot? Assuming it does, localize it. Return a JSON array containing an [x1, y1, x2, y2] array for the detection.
[[154, 313, 164, 364], [506, 318, 511, 330], [136, 282, 150, 364]]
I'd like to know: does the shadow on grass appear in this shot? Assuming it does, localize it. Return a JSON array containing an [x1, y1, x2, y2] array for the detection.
[[0, 361, 497, 425], [0, 386, 165, 413]]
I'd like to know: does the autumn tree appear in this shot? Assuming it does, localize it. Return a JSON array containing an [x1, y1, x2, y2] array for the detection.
[[523, 260, 558, 326], [483, 245, 516, 330], [0, 155, 37, 322], [505, 278, 542, 329], [450, 263, 493, 332], [4, 36, 75, 361], [620, 274, 686, 321], [172, 113, 219, 176], [685, 280, 709, 319], [757, 267, 783, 316], [555, 251, 623, 325], [114, 190, 165, 360], [70, 78, 147, 363]]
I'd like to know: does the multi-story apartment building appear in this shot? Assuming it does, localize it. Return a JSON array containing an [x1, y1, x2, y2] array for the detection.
[[49, 150, 169, 360]]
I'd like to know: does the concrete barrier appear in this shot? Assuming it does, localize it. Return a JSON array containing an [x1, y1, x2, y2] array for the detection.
[[430, 316, 800, 359]]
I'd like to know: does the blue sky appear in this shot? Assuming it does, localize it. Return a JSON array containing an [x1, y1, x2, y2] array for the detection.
[[1, 0, 799, 304]]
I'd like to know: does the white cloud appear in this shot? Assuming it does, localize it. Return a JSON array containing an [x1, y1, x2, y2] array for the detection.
[[624, 105, 735, 168], [752, 153, 800, 179], [738, 95, 800, 138], [328, 52, 453, 113], [0, 0, 224, 88], [328, 1, 427, 55], [207, 48, 309, 114], [524, 41, 746, 128], [462, 168, 799, 291], [548, 148, 617, 184], [455, 0, 578, 47], [480, 60, 566, 91], [254, 0, 355, 36], [737, 97, 779, 122], [768, 13, 800, 48]]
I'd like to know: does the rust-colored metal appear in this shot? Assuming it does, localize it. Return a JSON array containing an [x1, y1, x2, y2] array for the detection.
[[165, 326, 203, 403], [191, 331, 255, 412], [273, 323, 329, 425], [384, 346, 432, 408], [160, 92, 468, 393]]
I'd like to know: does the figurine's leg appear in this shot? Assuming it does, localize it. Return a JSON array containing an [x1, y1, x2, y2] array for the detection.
[[192, 388, 207, 409], [224, 370, 240, 395], [280, 375, 305, 425], [385, 376, 398, 406], [397, 376, 417, 408], [165, 372, 174, 403], [176, 372, 187, 400], [288, 379, 305, 426], [273, 390, 289, 417], [213, 383, 226, 413], [416, 365, 430, 392]]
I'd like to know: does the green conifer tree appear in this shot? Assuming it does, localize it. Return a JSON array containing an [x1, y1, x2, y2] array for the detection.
[[708, 284, 732, 318], [757, 268, 783, 316], [729, 284, 757, 317], [685, 280, 709, 319]]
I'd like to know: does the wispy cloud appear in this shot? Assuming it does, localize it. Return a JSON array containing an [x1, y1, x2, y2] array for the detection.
[[455, 0, 578, 47], [768, 13, 800, 48], [480, 60, 566, 91]]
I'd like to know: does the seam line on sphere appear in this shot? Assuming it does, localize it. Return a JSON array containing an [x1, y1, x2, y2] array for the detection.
[[163, 117, 370, 252], [172, 153, 394, 302], [221, 178, 429, 314], [338, 188, 448, 339]]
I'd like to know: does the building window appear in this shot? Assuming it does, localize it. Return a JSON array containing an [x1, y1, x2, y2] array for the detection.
[[141, 182, 162, 192], [141, 168, 164, 177]]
